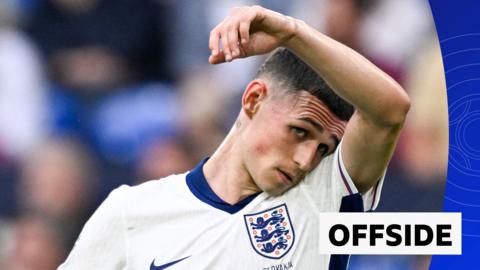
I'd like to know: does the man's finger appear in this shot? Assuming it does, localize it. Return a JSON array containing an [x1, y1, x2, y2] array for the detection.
[[221, 29, 232, 62], [239, 21, 250, 45], [227, 26, 240, 59], [209, 51, 226, 64], [209, 29, 220, 56]]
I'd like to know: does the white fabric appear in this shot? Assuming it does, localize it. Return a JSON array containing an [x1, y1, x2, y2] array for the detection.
[[59, 143, 384, 270]]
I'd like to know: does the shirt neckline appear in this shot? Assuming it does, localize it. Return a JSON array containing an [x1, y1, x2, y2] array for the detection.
[[186, 158, 260, 214]]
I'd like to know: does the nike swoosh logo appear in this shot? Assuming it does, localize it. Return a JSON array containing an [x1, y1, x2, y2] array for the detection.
[[150, 256, 190, 270]]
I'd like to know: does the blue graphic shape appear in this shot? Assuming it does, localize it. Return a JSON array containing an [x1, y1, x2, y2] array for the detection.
[[150, 256, 190, 270], [429, 1, 480, 269]]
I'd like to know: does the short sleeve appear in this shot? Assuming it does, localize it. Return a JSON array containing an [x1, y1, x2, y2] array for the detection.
[[301, 141, 385, 212], [58, 185, 130, 270]]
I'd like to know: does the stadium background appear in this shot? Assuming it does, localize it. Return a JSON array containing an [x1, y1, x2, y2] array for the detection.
[[0, 0, 447, 269]]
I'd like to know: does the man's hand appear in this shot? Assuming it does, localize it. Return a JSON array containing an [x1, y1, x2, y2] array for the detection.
[[208, 6, 296, 64]]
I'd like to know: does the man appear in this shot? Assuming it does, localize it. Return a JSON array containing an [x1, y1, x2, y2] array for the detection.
[[59, 5, 409, 270]]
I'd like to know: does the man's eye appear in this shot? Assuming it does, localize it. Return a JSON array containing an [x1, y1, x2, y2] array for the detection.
[[318, 144, 329, 157], [293, 127, 307, 139]]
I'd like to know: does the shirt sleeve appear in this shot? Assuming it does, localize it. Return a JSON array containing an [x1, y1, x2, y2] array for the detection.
[[301, 141, 385, 212], [58, 185, 129, 270]]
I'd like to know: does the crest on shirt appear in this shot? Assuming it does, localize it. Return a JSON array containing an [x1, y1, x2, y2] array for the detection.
[[244, 204, 295, 259]]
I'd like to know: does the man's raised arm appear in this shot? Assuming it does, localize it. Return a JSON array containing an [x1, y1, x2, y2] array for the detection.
[[208, 5, 410, 193]]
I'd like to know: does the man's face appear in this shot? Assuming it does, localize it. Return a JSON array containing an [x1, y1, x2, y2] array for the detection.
[[241, 90, 347, 196]]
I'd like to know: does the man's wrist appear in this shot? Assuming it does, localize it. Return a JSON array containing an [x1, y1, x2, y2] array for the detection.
[[283, 18, 307, 51]]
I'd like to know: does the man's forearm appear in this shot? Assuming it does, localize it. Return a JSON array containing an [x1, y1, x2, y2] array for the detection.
[[284, 18, 410, 127]]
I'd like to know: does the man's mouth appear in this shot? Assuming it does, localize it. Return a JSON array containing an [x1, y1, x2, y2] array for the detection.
[[278, 169, 294, 184]]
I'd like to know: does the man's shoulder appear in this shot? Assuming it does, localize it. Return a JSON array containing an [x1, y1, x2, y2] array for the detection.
[[307, 148, 337, 178], [132, 172, 189, 193], [104, 171, 197, 218], [112, 172, 190, 203], [300, 145, 339, 190]]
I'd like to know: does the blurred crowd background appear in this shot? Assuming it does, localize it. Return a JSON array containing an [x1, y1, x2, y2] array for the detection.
[[0, 0, 447, 269]]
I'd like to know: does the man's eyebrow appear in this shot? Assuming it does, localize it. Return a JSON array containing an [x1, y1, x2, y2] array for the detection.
[[298, 117, 324, 132], [299, 116, 341, 149]]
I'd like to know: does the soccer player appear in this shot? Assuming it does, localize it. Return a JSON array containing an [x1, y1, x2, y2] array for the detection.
[[59, 5, 410, 270]]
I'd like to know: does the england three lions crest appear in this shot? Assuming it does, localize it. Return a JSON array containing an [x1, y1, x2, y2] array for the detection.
[[244, 204, 295, 259]]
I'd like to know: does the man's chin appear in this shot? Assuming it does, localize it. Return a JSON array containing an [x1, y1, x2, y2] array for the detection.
[[263, 186, 290, 197]]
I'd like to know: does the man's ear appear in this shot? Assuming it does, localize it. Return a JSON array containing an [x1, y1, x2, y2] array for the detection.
[[242, 79, 268, 118]]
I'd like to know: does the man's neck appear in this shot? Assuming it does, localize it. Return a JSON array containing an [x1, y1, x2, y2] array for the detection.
[[203, 129, 261, 205]]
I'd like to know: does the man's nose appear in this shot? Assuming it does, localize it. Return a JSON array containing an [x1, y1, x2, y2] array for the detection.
[[293, 142, 317, 172]]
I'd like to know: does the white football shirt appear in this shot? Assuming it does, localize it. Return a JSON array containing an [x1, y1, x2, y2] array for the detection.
[[59, 143, 383, 270]]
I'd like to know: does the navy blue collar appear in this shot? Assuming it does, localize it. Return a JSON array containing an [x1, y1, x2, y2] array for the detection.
[[186, 158, 259, 214]]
